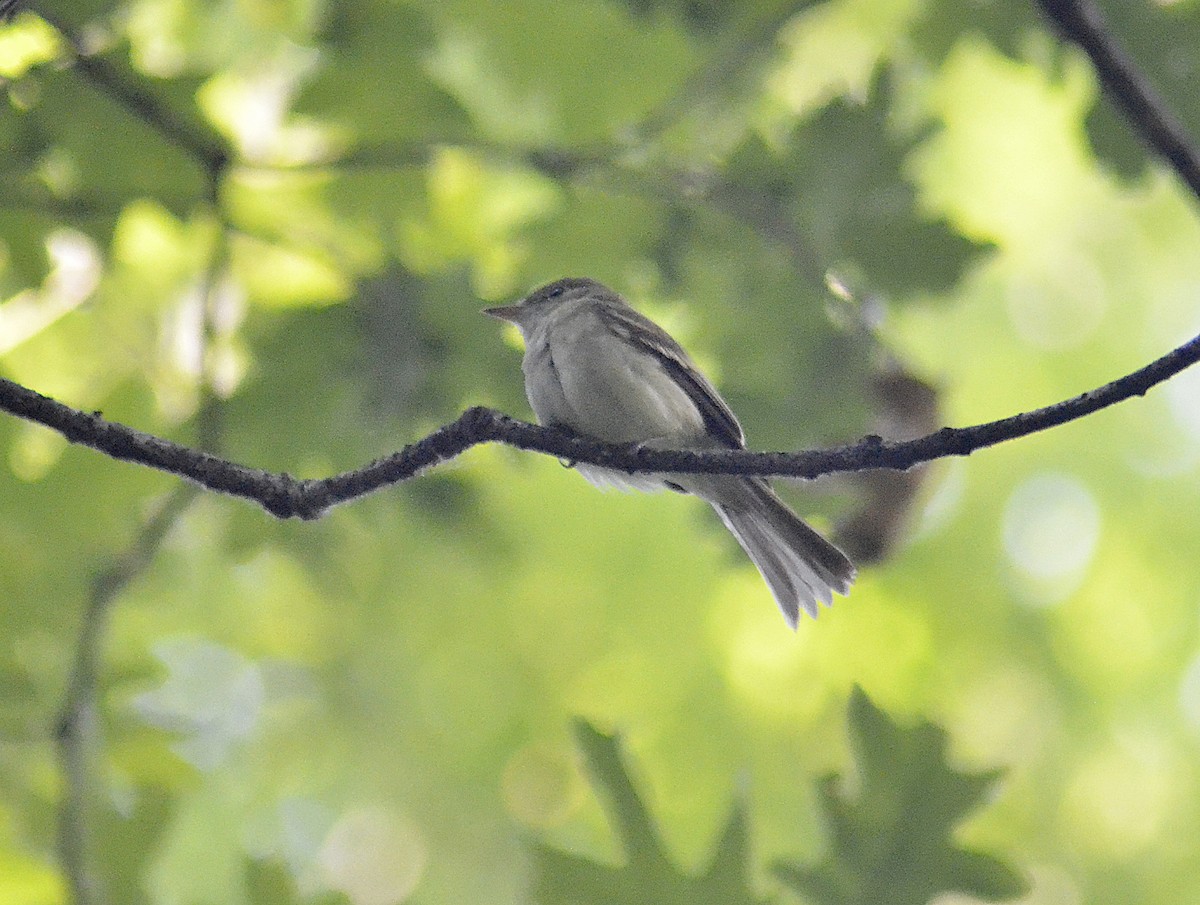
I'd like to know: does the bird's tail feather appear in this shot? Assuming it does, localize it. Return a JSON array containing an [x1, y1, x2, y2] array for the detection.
[[712, 481, 855, 628]]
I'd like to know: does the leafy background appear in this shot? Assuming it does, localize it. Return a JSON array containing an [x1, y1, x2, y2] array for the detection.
[[3, 0, 1200, 903]]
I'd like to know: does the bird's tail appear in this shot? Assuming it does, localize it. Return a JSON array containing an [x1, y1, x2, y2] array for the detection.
[[711, 480, 855, 628]]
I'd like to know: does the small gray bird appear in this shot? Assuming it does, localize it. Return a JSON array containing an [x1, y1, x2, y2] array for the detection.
[[484, 277, 855, 627]]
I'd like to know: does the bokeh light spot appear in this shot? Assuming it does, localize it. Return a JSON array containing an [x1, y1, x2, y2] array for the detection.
[[501, 742, 585, 829], [953, 667, 1058, 765], [318, 808, 427, 905], [1003, 473, 1100, 602], [1177, 651, 1200, 733], [1165, 358, 1200, 443], [716, 571, 829, 725], [1059, 732, 1180, 859]]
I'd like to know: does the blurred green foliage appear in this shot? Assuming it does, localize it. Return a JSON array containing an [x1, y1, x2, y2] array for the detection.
[[774, 688, 1026, 905], [3, 1, 1200, 904], [537, 698, 1024, 905], [532, 720, 768, 905]]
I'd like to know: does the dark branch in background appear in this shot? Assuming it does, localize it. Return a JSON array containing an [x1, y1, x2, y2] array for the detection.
[[54, 484, 198, 905], [3, 330, 1198, 521], [525, 148, 828, 283], [38, 14, 230, 185], [0, 187, 137, 221], [51, 235, 230, 905], [315, 142, 827, 284], [1036, 0, 1200, 200]]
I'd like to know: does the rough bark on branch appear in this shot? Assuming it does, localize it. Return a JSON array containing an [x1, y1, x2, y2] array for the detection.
[[2, 328, 1198, 520]]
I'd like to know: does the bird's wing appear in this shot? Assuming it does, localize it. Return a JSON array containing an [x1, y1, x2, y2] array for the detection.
[[596, 302, 745, 450]]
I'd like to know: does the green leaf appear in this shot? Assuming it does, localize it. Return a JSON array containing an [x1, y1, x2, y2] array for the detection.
[[417, 0, 697, 144], [727, 71, 987, 298], [0, 36, 214, 292], [295, 1, 471, 145], [774, 687, 1028, 905], [531, 720, 771, 905], [910, 0, 1041, 65]]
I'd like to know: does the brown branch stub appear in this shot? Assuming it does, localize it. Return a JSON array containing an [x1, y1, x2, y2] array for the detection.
[[2, 330, 1199, 520]]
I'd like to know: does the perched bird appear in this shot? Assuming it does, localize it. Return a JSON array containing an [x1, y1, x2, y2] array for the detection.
[[484, 277, 854, 627]]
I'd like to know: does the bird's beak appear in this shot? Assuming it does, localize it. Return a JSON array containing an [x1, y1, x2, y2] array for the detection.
[[482, 304, 522, 323]]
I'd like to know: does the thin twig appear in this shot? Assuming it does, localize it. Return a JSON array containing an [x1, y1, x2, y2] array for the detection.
[[54, 484, 198, 905], [37, 13, 229, 184], [3, 331, 1197, 522], [1035, 0, 1200, 200]]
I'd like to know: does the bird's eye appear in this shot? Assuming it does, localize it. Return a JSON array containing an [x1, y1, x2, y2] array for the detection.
[[547, 285, 565, 299]]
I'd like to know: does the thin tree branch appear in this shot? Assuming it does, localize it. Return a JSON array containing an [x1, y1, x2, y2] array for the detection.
[[54, 483, 199, 905], [37, 13, 230, 186], [1036, 0, 1200, 201], [2, 331, 1197, 522]]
